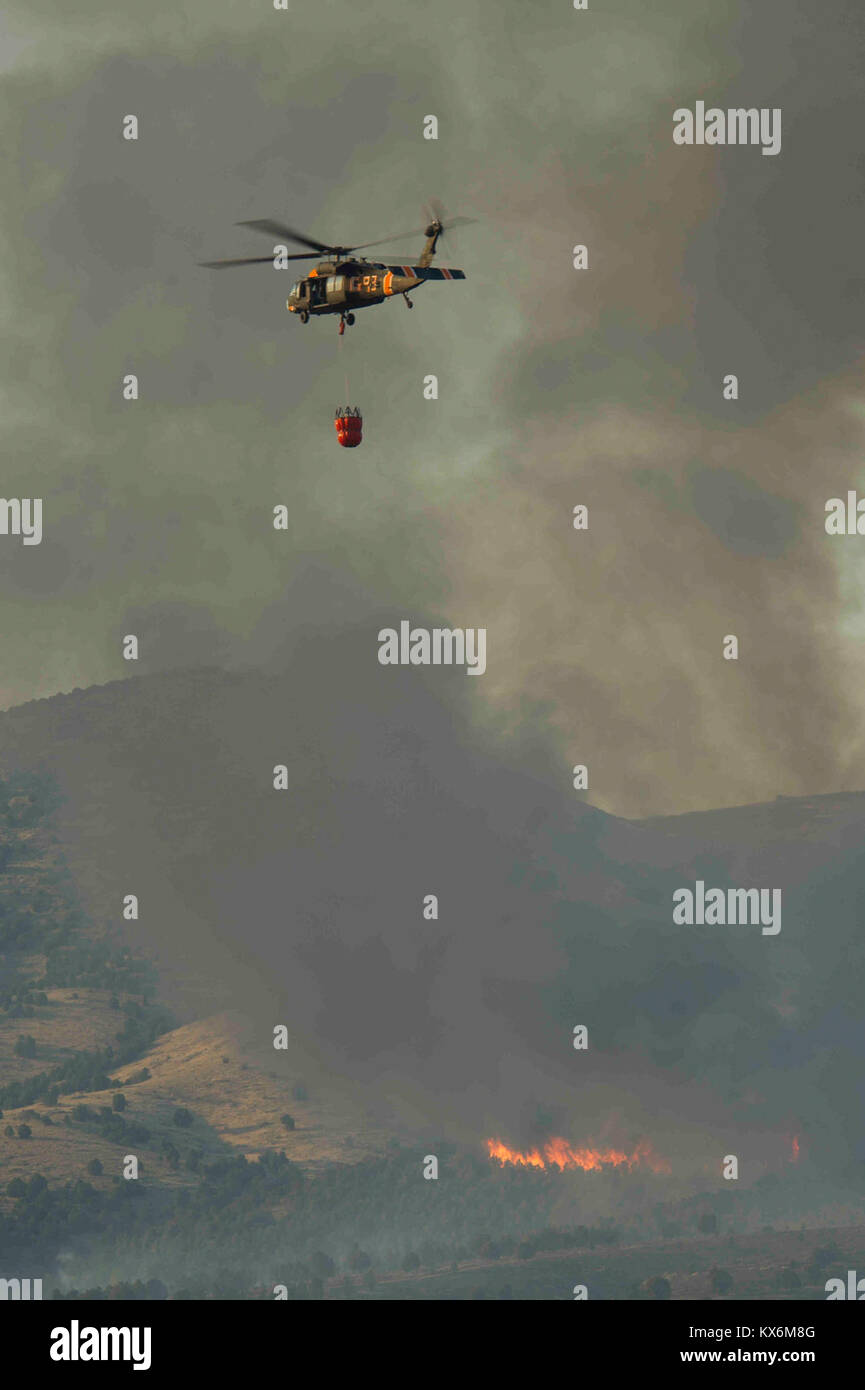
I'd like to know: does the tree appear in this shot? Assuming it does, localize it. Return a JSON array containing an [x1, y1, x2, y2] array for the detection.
[[17, 1123, 32, 1138], [401, 1251, 421, 1272], [87, 1158, 104, 1176], [710, 1267, 733, 1295], [280, 1113, 296, 1131], [646, 1276, 672, 1300], [14, 1035, 36, 1058], [811, 1244, 841, 1268], [173, 1107, 193, 1128], [112, 1093, 127, 1112], [6, 1177, 26, 1197]]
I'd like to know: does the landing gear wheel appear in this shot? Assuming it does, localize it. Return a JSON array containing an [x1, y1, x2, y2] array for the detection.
[[346, 313, 355, 326], [299, 310, 309, 324]]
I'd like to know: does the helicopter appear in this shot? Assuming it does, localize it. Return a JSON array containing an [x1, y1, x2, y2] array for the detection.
[[200, 202, 473, 334]]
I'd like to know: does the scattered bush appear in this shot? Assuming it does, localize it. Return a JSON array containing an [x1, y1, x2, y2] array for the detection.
[[646, 1276, 672, 1300], [709, 1267, 733, 1295]]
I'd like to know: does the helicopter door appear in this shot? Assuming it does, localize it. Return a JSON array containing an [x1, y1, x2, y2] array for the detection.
[[325, 275, 346, 305]]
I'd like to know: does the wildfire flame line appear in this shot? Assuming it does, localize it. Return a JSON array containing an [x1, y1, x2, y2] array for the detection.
[[486, 1136, 671, 1174]]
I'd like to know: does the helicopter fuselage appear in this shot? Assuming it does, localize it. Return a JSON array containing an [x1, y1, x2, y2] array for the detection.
[[286, 260, 421, 317]]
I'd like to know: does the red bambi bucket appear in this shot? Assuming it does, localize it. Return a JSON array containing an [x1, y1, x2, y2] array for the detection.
[[334, 407, 363, 448]]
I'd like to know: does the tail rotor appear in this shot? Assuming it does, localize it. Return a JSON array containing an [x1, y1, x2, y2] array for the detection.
[[423, 198, 477, 249]]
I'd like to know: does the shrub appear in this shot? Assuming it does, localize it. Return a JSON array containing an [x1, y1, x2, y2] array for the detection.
[[646, 1276, 672, 1300], [709, 1267, 733, 1295]]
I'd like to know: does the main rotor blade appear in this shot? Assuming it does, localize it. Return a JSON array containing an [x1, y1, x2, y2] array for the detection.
[[350, 217, 476, 251], [349, 226, 432, 251], [236, 219, 332, 253], [199, 253, 318, 268]]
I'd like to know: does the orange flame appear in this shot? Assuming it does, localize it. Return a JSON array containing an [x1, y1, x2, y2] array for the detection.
[[791, 1135, 800, 1163], [486, 1136, 671, 1174]]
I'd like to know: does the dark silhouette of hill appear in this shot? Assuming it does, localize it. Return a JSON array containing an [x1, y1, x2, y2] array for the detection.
[[1, 656, 864, 1181]]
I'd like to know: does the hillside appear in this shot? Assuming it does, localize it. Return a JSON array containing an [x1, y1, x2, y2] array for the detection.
[[343, 1223, 865, 1301], [0, 1013, 392, 1206], [634, 790, 865, 875], [2, 671, 865, 1297]]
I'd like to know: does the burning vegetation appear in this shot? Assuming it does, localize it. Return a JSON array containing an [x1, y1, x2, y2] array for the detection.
[[486, 1137, 671, 1174]]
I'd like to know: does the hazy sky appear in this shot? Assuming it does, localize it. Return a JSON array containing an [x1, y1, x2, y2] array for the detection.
[[2, 0, 864, 816]]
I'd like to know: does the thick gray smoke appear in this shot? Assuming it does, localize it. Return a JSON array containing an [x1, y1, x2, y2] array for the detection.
[[1, 0, 864, 814]]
